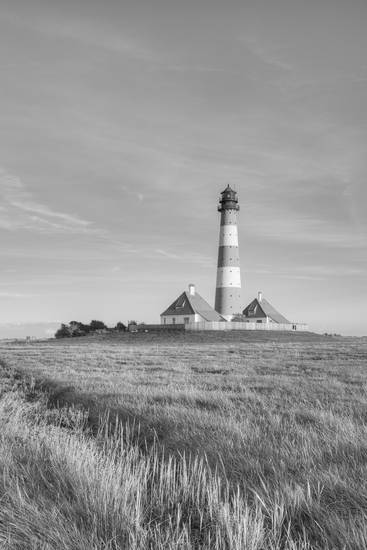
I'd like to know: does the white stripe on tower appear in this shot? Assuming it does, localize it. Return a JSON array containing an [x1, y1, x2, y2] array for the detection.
[[216, 267, 241, 288], [218, 225, 238, 246], [214, 185, 242, 320]]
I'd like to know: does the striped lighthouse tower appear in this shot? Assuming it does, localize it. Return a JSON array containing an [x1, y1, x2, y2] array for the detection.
[[215, 185, 242, 320]]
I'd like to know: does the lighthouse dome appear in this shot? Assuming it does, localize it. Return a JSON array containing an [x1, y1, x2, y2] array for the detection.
[[221, 184, 236, 198], [218, 184, 239, 211]]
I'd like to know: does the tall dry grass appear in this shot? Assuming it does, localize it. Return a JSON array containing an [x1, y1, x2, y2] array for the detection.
[[0, 332, 367, 548], [0, 388, 315, 549]]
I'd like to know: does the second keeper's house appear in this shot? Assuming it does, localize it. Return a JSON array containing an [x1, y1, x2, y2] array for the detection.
[[240, 291, 291, 324]]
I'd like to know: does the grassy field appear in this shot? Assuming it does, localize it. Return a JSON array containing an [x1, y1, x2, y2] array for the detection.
[[0, 331, 366, 549]]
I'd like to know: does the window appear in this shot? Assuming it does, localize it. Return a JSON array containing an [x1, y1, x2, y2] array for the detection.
[[163, 318, 166, 325], [248, 303, 257, 316], [184, 317, 190, 324], [172, 318, 176, 324], [175, 296, 186, 309]]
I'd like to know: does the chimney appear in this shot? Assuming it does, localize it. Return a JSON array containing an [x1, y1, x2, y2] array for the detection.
[[258, 291, 262, 302], [189, 284, 196, 296]]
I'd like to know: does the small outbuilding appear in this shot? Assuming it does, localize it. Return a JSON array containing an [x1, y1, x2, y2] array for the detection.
[[161, 284, 225, 325], [241, 292, 290, 324]]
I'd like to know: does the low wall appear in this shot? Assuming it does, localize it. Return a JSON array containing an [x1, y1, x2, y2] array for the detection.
[[129, 324, 185, 332], [185, 321, 308, 332]]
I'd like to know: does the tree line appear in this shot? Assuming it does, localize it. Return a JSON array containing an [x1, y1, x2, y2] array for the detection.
[[55, 320, 126, 339]]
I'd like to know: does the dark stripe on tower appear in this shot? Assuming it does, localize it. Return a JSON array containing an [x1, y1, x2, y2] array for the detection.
[[220, 209, 237, 226], [215, 287, 242, 314], [217, 246, 240, 267]]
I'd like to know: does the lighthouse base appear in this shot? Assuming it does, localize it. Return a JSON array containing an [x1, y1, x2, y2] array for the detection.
[[220, 314, 234, 322], [214, 287, 242, 320]]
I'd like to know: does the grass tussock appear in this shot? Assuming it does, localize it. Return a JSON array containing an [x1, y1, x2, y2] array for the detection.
[[0, 333, 367, 548], [0, 390, 314, 550]]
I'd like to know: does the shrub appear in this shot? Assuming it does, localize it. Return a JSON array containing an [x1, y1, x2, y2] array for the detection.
[[89, 320, 108, 331], [55, 324, 71, 339]]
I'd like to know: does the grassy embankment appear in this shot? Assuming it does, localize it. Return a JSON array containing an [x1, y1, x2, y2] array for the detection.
[[0, 331, 366, 549]]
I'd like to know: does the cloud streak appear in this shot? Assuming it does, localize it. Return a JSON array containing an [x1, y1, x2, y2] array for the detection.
[[0, 168, 96, 234], [155, 249, 214, 266], [0, 291, 38, 298], [245, 213, 366, 248]]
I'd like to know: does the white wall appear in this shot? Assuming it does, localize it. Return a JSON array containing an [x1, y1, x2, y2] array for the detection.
[[186, 321, 308, 331], [243, 316, 269, 323], [161, 314, 197, 325]]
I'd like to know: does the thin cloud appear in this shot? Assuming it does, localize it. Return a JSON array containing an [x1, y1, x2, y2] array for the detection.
[[155, 249, 214, 266], [1, 9, 159, 64], [245, 213, 366, 249], [240, 36, 293, 72], [0, 168, 96, 234], [0, 292, 39, 298], [155, 249, 180, 260], [246, 265, 365, 280]]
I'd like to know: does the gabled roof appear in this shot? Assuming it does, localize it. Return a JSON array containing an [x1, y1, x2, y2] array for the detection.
[[161, 292, 195, 317], [242, 297, 290, 324], [161, 290, 225, 322]]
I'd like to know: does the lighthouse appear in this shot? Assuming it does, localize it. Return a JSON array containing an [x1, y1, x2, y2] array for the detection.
[[214, 185, 242, 320]]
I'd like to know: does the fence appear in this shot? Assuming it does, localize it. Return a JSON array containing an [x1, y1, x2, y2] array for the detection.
[[185, 321, 308, 332]]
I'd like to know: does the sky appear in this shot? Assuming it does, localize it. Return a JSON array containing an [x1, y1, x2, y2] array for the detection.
[[0, 0, 366, 337]]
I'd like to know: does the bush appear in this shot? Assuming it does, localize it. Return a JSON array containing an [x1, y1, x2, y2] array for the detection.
[[69, 321, 89, 337], [89, 320, 107, 332], [54, 320, 110, 339], [54, 324, 71, 339]]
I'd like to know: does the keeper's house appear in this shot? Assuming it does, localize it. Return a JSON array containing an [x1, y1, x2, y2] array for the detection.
[[240, 292, 290, 324], [161, 284, 225, 325]]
